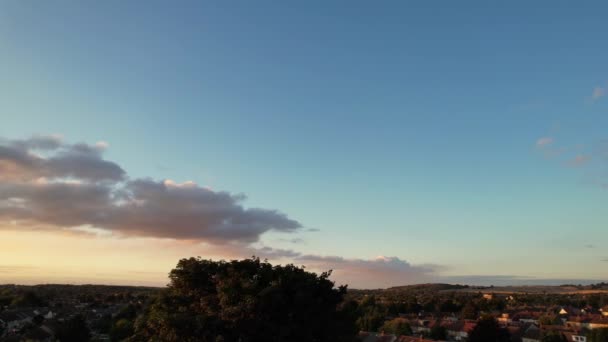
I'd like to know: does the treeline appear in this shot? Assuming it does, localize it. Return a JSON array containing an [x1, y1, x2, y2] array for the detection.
[[0, 284, 158, 310]]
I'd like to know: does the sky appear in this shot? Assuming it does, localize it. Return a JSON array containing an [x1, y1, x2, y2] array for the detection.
[[1, 1, 607, 288]]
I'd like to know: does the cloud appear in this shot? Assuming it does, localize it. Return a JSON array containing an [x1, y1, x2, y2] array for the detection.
[[242, 247, 606, 288], [217, 246, 435, 288], [294, 254, 435, 288], [279, 237, 305, 244], [0, 135, 302, 243], [95, 141, 109, 150], [536, 137, 554, 148], [253, 246, 303, 259], [594, 140, 608, 161], [535, 136, 566, 159], [567, 155, 591, 167], [106, 179, 301, 242], [591, 86, 606, 101], [535, 135, 608, 189], [0, 136, 125, 182]]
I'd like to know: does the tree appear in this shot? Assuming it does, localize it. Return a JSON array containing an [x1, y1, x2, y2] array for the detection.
[[440, 299, 461, 313], [355, 307, 385, 332], [588, 328, 608, 342], [541, 330, 566, 342], [32, 314, 44, 326], [55, 314, 91, 342], [461, 302, 478, 320], [10, 291, 45, 308], [110, 318, 134, 341], [132, 257, 357, 342], [429, 325, 447, 341], [380, 318, 412, 336], [539, 314, 562, 326], [468, 316, 510, 342]]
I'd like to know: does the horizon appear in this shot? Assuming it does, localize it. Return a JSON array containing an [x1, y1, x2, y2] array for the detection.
[[1, 1, 607, 290]]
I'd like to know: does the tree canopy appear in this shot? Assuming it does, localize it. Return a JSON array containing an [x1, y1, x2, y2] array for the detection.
[[468, 315, 510, 342], [588, 328, 608, 342], [55, 314, 91, 342], [132, 257, 357, 342]]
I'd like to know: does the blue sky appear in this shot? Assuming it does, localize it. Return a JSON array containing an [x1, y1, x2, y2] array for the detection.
[[1, 1, 607, 287]]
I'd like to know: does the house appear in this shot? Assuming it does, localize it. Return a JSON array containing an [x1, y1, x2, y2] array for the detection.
[[357, 331, 397, 342], [566, 316, 608, 330], [506, 324, 523, 342], [397, 336, 435, 342], [440, 319, 476, 341], [522, 324, 541, 342], [0, 310, 32, 334], [562, 332, 587, 342], [498, 313, 513, 324], [409, 319, 435, 335], [524, 325, 588, 342], [22, 326, 53, 342]]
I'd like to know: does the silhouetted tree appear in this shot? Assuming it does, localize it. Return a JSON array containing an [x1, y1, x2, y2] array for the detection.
[[110, 318, 134, 341], [468, 316, 510, 342], [542, 330, 567, 342], [10, 291, 45, 307], [132, 257, 356, 342], [588, 328, 608, 342], [55, 314, 91, 342], [429, 325, 447, 340], [461, 302, 478, 320], [32, 314, 44, 326]]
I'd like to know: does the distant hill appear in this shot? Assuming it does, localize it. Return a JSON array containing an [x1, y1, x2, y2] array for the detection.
[[349, 282, 608, 294], [387, 283, 470, 292], [453, 284, 608, 294]]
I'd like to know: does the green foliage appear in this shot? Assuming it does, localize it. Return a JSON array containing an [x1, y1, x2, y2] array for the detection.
[[461, 302, 478, 319], [55, 314, 91, 342], [10, 291, 45, 307], [115, 304, 138, 321], [132, 257, 356, 342], [468, 316, 510, 342], [355, 296, 385, 332], [0, 295, 14, 307], [110, 318, 134, 341], [380, 318, 412, 336]]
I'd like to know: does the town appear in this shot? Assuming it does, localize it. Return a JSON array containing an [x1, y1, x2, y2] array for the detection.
[[2, 282, 608, 342], [0, 284, 156, 342], [351, 283, 608, 342]]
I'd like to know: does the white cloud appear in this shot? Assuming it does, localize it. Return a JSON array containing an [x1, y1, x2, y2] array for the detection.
[[536, 137, 554, 148], [95, 141, 110, 150], [591, 86, 606, 100]]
